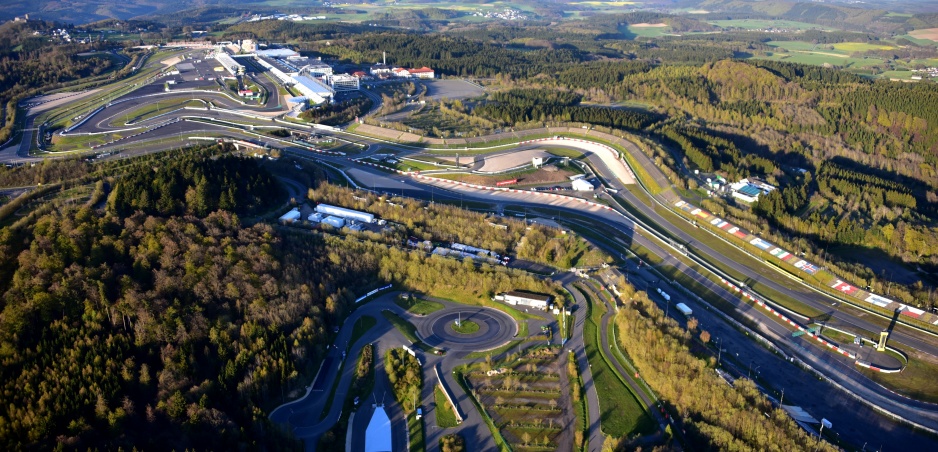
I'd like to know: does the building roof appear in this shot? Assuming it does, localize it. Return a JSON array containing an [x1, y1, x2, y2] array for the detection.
[[737, 184, 762, 197], [294, 75, 334, 96], [365, 406, 392, 452], [409, 67, 434, 73], [572, 178, 595, 191], [256, 48, 298, 58], [505, 290, 552, 302]]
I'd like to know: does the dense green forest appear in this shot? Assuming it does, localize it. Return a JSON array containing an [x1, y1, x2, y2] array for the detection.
[[108, 152, 284, 217]]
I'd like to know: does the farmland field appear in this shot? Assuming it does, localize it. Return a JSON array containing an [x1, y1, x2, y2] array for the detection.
[[909, 28, 938, 42], [831, 42, 895, 52]]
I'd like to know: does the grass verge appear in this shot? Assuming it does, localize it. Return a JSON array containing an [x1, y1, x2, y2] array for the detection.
[[395, 297, 445, 316], [568, 351, 588, 452], [408, 411, 426, 452], [578, 284, 655, 437], [435, 385, 459, 428]]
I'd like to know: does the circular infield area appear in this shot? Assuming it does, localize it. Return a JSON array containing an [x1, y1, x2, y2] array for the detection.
[[416, 307, 517, 352]]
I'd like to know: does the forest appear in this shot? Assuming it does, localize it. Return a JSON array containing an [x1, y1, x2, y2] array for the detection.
[[0, 149, 561, 449]]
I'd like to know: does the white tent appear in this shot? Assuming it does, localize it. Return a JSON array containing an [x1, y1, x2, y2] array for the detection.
[[365, 406, 392, 452]]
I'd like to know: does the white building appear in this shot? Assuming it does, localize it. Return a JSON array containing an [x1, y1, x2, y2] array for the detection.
[[279, 208, 301, 223], [370, 64, 392, 76], [729, 178, 773, 203], [327, 73, 361, 91], [321, 216, 346, 228], [315, 203, 375, 223], [409, 67, 435, 79], [500, 291, 552, 310], [572, 178, 595, 191]]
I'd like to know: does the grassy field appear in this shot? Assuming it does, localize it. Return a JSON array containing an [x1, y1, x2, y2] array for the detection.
[[750, 40, 909, 72], [621, 24, 672, 38], [395, 297, 445, 316], [709, 19, 833, 30], [50, 132, 123, 152], [866, 348, 938, 403], [578, 284, 654, 437], [434, 385, 460, 428]]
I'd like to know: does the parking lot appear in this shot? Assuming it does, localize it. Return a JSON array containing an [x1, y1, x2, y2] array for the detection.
[[423, 79, 484, 100]]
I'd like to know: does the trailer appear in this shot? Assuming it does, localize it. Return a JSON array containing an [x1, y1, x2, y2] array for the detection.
[[676, 303, 693, 317]]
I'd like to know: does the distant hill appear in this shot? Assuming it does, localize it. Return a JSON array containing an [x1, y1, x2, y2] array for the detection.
[[692, 0, 937, 33], [0, 0, 230, 24]]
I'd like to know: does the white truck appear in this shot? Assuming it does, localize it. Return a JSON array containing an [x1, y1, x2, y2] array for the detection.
[[656, 288, 671, 301], [676, 303, 693, 317]]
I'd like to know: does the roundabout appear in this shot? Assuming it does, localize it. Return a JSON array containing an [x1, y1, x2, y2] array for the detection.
[[417, 306, 517, 352]]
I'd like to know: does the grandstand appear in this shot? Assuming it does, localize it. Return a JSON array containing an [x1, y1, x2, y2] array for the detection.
[[214, 53, 245, 76]]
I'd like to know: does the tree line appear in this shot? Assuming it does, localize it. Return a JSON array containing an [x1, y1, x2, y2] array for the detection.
[[613, 285, 837, 451]]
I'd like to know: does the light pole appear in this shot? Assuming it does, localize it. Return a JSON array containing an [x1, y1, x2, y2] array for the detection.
[[716, 337, 722, 365], [749, 362, 760, 379], [815, 423, 826, 452]]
